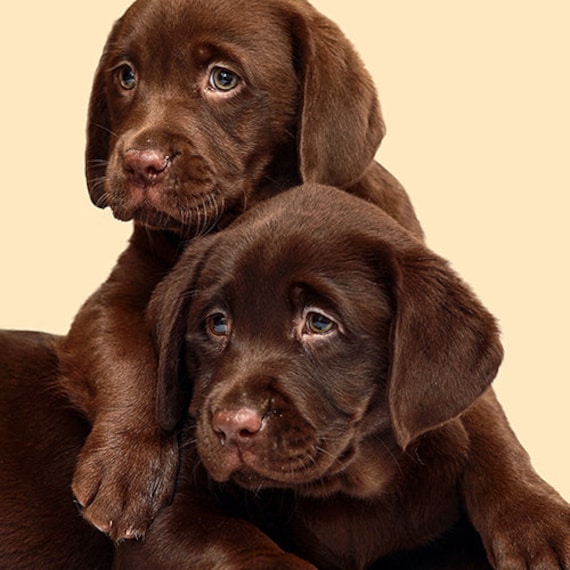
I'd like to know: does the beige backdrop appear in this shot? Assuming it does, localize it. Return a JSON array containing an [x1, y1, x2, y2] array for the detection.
[[1, 2, 568, 500]]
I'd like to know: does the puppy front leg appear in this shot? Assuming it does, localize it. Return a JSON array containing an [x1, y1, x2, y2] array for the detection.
[[58, 226, 180, 541], [461, 389, 570, 569]]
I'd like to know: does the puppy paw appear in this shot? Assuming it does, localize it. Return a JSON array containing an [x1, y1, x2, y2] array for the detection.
[[483, 491, 570, 569], [72, 422, 178, 541]]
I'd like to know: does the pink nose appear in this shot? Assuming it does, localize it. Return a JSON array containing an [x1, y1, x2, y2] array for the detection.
[[212, 409, 263, 446], [123, 149, 170, 187]]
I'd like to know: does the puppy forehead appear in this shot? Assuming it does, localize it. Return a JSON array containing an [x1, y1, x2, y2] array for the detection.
[[194, 224, 384, 318], [185, 185, 408, 317], [121, 0, 292, 54]]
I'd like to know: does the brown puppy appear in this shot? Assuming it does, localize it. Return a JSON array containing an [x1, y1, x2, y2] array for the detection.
[[58, 0, 422, 540], [0, 331, 114, 569], [115, 184, 570, 570]]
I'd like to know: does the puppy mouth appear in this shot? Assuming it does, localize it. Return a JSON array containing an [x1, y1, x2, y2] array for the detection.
[[237, 444, 358, 491], [200, 431, 358, 494], [108, 179, 234, 235], [103, 146, 247, 233]]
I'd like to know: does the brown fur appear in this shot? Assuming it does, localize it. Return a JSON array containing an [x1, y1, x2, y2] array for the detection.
[[2, 0, 567, 566], [58, 0, 422, 540], [112, 184, 569, 569], [0, 331, 113, 569]]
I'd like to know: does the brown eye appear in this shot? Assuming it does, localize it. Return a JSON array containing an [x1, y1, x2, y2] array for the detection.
[[209, 67, 239, 91], [206, 313, 230, 337], [117, 64, 136, 90], [305, 312, 336, 335]]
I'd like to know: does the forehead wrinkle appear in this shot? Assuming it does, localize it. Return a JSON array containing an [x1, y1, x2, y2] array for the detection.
[[128, 0, 292, 52], [230, 235, 386, 323]]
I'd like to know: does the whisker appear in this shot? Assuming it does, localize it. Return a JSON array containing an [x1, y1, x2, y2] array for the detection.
[[203, 194, 214, 234], [194, 201, 203, 238], [86, 159, 111, 167], [377, 435, 403, 476], [91, 121, 119, 139], [198, 199, 208, 237], [204, 193, 221, 235]]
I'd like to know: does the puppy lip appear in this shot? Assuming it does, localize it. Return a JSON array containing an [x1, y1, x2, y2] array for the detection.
[[209, 445, 244, 482], [210, 438, 358, 490], [200, 408, 360, 488], [107, 174, 233, 230]]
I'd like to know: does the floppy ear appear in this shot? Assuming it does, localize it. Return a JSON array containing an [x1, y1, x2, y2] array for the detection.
[[147, 235, 219, 432], [85, 18, 124, 209], [385, 246, 504, 449], [288, 4, 385, 188]]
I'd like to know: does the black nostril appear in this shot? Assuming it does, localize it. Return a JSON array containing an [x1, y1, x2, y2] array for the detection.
[[123, 148, 170, 187]]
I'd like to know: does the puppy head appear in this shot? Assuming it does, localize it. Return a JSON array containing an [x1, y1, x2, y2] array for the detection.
[[149, 183, 503, 496], [86, 0, 384, 234]]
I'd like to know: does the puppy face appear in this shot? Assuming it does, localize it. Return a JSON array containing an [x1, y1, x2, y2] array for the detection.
[[150, 184, 503, 497], [185, 227, 394, 497], [86, 0, 385, 235], [88, 0, 297, 232]]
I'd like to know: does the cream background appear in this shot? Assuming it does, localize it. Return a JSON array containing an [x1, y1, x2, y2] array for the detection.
[[1, 2, 568, 500]]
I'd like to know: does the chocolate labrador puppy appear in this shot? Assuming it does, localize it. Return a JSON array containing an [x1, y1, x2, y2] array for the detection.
[[1, 186, 568, 568], [112, 184, 570, 569], [59, 0, 423, 540]]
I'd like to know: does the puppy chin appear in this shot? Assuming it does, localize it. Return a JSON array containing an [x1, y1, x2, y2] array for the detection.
[[199, 441, 317, 489], [102, 184, 187, 232], [199, 434, 395, 499], [104, 182, 160, 222], [110, 202, 183, 232]]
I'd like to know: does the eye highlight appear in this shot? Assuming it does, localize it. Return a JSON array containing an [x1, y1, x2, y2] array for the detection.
[[206, 313, 231, 337], [305, 312, 336, 335], [209, 67, 240, 92], [117, 64, 137, 90]]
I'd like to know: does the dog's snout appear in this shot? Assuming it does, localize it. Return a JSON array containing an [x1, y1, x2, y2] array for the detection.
[[123, 148, 170, 187], [212, 409, 263, 446]]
